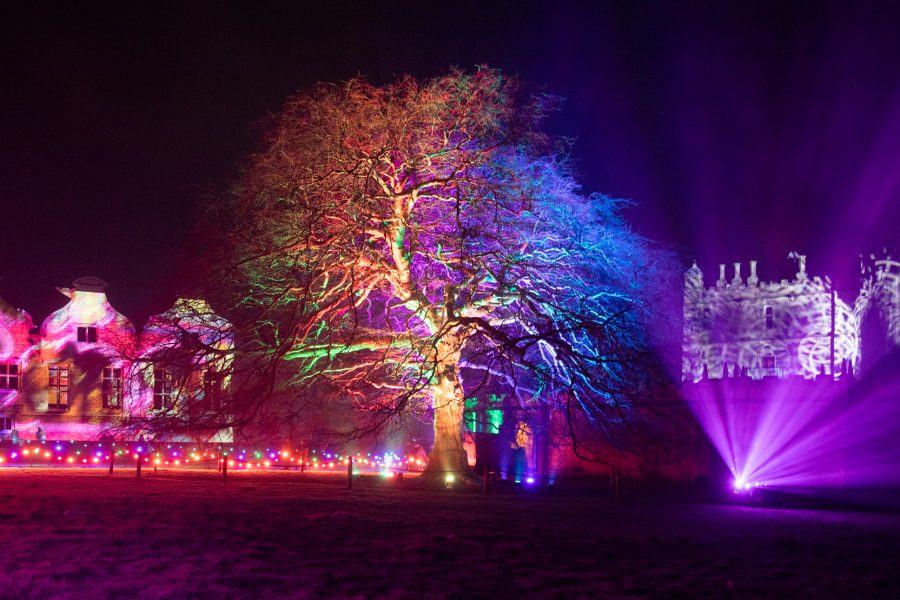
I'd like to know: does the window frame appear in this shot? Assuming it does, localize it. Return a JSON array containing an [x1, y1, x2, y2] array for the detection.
[[77, 326, 98, 343], [0, 363, 19, 390], [48, 365, 69, 408], [464, 394, 503, 434], [102, 366, 123, 408], [203, 368, 223, 410], [153, 368, 174, 410]]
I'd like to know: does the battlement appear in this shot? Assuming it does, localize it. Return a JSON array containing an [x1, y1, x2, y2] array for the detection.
[[686, 254, 828, 296]]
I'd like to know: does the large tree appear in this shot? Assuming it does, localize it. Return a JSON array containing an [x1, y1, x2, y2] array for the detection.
[[202, 68, 674, 472]]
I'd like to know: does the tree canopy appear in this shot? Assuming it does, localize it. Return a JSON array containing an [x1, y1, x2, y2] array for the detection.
[[194, 68, 675, 471]]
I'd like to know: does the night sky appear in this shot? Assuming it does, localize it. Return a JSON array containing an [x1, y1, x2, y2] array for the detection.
[[3, 2, 900, 325]]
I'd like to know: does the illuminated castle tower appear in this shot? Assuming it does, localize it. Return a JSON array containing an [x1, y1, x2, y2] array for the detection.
[[858, 251, 900, 375], [683, 255, 860, 381]]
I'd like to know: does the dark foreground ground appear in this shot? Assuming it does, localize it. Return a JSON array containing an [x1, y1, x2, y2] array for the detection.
[[0, 469, 898, 599]]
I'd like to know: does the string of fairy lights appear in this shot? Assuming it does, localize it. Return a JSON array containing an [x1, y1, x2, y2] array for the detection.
[[0, 440, 426, 475]]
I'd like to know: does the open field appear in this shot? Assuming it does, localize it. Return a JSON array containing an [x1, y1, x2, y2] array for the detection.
[[0, 469, 898, 599]]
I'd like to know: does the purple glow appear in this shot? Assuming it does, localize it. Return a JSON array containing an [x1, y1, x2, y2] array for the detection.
[[682, 253, 900, 506], [731, 477, 760, 494], [687, 373, 900, 496]]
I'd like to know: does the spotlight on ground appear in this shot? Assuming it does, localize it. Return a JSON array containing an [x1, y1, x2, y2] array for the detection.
[[732, 477, 761, 494]]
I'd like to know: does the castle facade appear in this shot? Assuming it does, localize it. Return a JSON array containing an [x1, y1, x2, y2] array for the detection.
[[683, 252, 900, 382]]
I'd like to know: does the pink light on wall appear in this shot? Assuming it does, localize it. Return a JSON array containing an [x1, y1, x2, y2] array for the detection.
[[0, 297, 36, 363], [40, 277, 135, 355]]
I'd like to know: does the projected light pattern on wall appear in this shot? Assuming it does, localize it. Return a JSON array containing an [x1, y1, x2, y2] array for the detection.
[[20, 277, 137, 438], [0, 278, 232, 442], [138, 298, 234, 428], [861, 256, 900, 347], [40, 277, 135, 355], [0, 299, 34, 363], [683, 256, 860, 381], [0, 297, 35, 415]]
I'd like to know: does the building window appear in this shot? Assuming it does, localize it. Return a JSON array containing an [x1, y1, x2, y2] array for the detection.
[[77, 326, 98, 343], [203, 369, 223, 410], [764, 306, 774, 329], [762, 354, 776, 370], [102, 367, 123, 408], [0, 416, 12, 431], [181, 332, 202, 349], [153, 369, 174, 410], [464, 394, 503, 434], [0, 364, 19, 390], [48, 366, 69, 408]]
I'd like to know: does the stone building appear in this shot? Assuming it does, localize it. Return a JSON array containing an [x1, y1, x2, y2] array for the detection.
[[683, 252, 900, 382], [136, 297, 234, 442], [0, 277, 231, 442], [0, 295, 35, 436], [16, 276, 137, 440]]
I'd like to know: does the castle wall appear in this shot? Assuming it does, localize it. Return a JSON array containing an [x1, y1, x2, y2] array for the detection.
[[861, 257, 900, 353], [683, 256, 862, 381]]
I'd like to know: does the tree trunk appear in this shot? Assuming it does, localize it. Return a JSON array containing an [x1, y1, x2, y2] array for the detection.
[[426, 343, 469, 476]]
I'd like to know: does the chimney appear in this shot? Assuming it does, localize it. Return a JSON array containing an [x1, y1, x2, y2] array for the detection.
[[748, 260, 759, 286], [717, 264, 726, 289], [731, 262, 742, 286], [789, 251, 808, 282]]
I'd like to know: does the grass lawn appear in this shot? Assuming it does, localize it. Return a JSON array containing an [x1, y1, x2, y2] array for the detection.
[[0, 468, 897, 599]]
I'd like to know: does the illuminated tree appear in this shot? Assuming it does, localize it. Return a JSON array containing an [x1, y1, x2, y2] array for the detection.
[[205, 68, 674, 472]]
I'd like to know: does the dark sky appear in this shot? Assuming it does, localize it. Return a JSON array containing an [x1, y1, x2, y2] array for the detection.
[[3, 2, 900, 325]]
